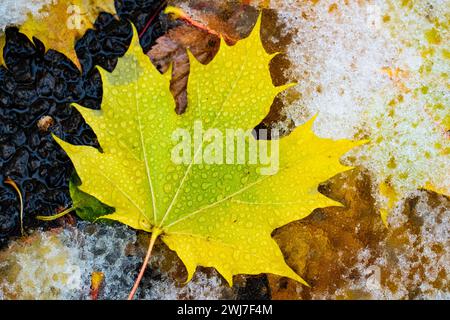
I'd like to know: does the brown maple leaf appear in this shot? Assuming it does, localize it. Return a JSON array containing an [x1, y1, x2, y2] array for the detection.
[[147, 24, 220, 114]]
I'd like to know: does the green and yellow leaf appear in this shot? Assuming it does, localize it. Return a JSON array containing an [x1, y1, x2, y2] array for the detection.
[[54, 17, 359, 285]]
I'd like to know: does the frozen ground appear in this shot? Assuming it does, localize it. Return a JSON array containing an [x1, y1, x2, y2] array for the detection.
[[271, 0, 449, 214]]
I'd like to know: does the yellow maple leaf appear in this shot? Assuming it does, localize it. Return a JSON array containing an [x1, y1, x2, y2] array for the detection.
[[54, 17, 359, 294]]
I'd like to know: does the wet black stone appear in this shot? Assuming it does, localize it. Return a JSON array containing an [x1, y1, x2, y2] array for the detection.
[[0, 200, 19, 236], [36, 72, 56, 96], [76, 12, 132, 75]]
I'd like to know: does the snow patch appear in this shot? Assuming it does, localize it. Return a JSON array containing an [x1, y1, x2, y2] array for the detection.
[[0, 0, 54, 31], [271, 0, 449, 210]]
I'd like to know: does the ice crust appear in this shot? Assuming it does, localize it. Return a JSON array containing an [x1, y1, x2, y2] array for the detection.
[[271, 0, 449, 209], [337, 191, 449, 300], [0, 0, 53, 31], [0, 222, 234, 300]]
